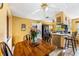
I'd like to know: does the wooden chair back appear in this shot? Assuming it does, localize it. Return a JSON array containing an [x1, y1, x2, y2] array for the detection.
[[23, 34, 32, 44], [0, 42, 12, 56]]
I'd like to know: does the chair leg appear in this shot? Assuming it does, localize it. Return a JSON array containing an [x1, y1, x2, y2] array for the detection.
[[65, 39, 67, 49], [67, 40, 69, 48], [74, 40, 77, 51], [71, 40, 75, 54]]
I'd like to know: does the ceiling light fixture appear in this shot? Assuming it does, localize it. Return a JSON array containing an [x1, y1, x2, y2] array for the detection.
[[41, 3, 48, 12]]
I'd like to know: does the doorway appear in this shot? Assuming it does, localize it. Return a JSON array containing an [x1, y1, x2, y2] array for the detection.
[[42, 24, 50, 42]]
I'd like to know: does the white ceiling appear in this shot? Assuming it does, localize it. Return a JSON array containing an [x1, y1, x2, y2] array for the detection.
[[9, 3, 79, 20]]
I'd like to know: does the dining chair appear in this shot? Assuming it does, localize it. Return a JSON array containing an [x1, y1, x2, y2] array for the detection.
[[0, 42, 12, 56]]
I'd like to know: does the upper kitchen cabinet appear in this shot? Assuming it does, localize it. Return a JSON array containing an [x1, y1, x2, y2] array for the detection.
[[55, 11, 71, 25], [55, 11, 71, 33]]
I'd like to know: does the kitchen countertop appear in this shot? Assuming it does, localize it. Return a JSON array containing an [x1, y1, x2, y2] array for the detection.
[[52, 33, 71, 36]]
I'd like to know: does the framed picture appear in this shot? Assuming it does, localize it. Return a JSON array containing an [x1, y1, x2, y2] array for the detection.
[[21, 24, 26, 31]]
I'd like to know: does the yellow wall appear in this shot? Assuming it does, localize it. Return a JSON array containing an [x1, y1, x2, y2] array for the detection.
[[12, 16, 32, 45], [72, 18, 79, 32], [12, 16, 56, 45], [0, 3, 12, 42]]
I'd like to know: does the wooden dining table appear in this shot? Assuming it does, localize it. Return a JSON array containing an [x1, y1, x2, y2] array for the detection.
[[13, 40, 56, 56]]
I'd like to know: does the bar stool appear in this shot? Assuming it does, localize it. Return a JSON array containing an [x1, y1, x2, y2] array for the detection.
[[65, 32, 77, 54]]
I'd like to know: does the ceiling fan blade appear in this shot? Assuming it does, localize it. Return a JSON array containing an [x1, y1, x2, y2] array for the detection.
[[31, 9, 41, 15], [48, 6, 61, 10]]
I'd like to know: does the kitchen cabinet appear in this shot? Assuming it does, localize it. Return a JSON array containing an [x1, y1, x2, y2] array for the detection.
[[51, 33, 65, 48]]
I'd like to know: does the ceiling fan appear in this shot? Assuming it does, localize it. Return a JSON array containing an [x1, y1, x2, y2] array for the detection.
[[30, 3, 62, 20]]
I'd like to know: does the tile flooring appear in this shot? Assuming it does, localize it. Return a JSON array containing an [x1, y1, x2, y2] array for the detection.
[[75, 48, 79, 56], [63, 48, 79, 56], [49, 47, 79, 56]]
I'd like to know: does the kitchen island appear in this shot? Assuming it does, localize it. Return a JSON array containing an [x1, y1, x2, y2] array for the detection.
[[51, 33, 71, 49]]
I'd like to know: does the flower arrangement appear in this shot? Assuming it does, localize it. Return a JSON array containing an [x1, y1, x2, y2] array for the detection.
[[31, 28, 38, 43]]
